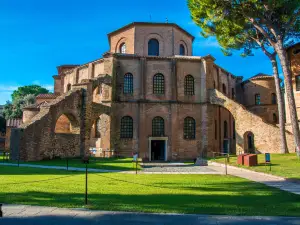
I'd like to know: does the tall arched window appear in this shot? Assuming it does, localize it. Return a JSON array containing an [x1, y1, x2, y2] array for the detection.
[[124, 73, 133, 94], [120, 116, 133, 139], [67, 84, 71, 92], [184, 117, 196, 139], [273, 113, 277, 123], [95, 118, 101, 138], [255, 94, 261, 105], [224, 121, 228, 138], [184, 75, 195, 96], [120, 43, 126, 54], [179, 44, 185, 56], [152, 117, 164, 136], [153, 74, 164, 94], [222, 84, 226, 94], [148, 39, 159, 56], [271, 93, 276, 104]]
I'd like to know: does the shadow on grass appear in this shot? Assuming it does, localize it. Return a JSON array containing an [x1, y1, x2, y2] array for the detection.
[[0, 188, 300, 217]]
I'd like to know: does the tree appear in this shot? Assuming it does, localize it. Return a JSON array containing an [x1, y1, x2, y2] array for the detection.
[[3, 85, 50, 120], [188, 0, 300, 153], [12, 85, 49, 102]]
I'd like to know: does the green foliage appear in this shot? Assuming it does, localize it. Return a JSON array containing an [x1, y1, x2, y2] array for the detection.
[[188, 0, 300, 55], [3, 85, 50, 120], [11, 85, 49, 102]]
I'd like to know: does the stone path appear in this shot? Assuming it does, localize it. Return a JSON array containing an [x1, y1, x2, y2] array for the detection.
[[0, 162, 222, 175], [1, 204, 300, 225], [209, 161, 300, 195]]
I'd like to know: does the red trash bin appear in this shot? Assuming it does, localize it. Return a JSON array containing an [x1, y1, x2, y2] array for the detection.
[[237, 154, 248, 165], [244, 154, 258, 167]]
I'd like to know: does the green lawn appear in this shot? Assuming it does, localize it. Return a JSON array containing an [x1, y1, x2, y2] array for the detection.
[[0, 166, 300, 216], [211, 153, 300, 180], [0, 157, 141, 171]]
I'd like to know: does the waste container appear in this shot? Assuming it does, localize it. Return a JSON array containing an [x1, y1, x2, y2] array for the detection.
[[244, 154, 258, 167], [237, 154, 248, 165]]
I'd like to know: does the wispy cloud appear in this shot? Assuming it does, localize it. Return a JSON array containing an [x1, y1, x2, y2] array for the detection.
[[194, 37, 220, 48]]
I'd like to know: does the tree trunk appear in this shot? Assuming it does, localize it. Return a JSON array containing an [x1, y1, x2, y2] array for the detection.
[[271, 57, 288, 153], [275, 41, 300, 153]]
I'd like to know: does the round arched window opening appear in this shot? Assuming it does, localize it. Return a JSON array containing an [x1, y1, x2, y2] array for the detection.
[[179, 44, 185, 56], [120, 43, 126, 54], [148, 39, 159, 56]]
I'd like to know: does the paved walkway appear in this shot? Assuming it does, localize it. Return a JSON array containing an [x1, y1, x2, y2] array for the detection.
[[0, 162, 222, 174], [209, 162, 300, 195], [1, 204, 300, 225]]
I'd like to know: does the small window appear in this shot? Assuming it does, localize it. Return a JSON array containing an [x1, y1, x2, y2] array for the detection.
[[148, 39, 159, 56], [224, 121, 228, 138], [296, 75, 300, 91], [184, 117, 196, 139], [233, 120, 236, 140], [273, 113, 277, 123], [153, 74, 165, 94], [95, 118, 101, 138], [120, 43, 126, 54], [124, 73, 133, 94], [222, 84, 226, 94], [184, 75, 195, 96], [232, 88, 235, 99], [271, 93, 276, 104], [67, 84, 71, 92], [120, 116, 133, 139], [255, 94, 261, 105], [152, 117, 164, 136], [179, 44, 185, 56]]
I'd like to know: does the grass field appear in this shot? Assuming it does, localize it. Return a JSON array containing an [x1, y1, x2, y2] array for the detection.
[[0, 166, 300, 216], [211, 153, 300, 180], [0, 157, 140, 171]]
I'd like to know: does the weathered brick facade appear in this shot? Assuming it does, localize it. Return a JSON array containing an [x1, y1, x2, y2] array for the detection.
[[10, 22, 296, 161]]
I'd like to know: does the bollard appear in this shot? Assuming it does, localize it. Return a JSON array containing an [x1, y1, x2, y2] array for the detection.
[[0, 204, 3, 217]]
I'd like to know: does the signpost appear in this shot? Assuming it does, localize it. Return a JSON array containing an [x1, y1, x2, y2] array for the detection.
[[133, 152, 138, 175], [265, 153, 271, 171]]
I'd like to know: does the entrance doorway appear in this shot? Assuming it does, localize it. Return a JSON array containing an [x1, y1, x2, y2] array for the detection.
[[151, 140, 165, 161], [223, 139, 230, 154]]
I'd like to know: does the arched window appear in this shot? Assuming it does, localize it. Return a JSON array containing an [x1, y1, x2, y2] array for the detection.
[[222, 84, 226, 94], [271, 93, 276, 104], [120, 43, 126, 54], [152, 116, 164, 136], [120, 116, 133, 139], [67, 84, 71, 92], [224, 121, 228, 138], [148, 39, 159, 56], [124, 73, 133, 94], [95, 118, 101, 138], [184, 117, 196, 139], [184, 75, 195, 96], [255, 94, 261, 105], [179, 44, 185, 55], [273, 113, 277, 123], [153, 74, 164, 94]]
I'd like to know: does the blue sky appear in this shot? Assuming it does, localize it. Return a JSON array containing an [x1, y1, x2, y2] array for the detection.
[[0, 0, 275, 104]]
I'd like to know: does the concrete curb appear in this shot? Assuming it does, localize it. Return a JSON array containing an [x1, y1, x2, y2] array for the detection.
[[208, 161, 286, 181]]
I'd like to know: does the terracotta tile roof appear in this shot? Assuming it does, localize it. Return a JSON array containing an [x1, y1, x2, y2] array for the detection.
[[23, 101, 49, 110], [36, 93, 60, 99], [242, 73, 275, 84], [6, 119, 22, 127]]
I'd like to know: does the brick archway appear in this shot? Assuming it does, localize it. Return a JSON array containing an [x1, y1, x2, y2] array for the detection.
[[209, 89, 295, 153]]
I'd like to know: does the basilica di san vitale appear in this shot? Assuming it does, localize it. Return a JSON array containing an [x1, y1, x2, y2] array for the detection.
[[10, 22, 297, 162]]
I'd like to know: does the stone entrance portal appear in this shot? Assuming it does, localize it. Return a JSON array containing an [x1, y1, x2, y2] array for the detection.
[[148, 137, 168, 161]]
